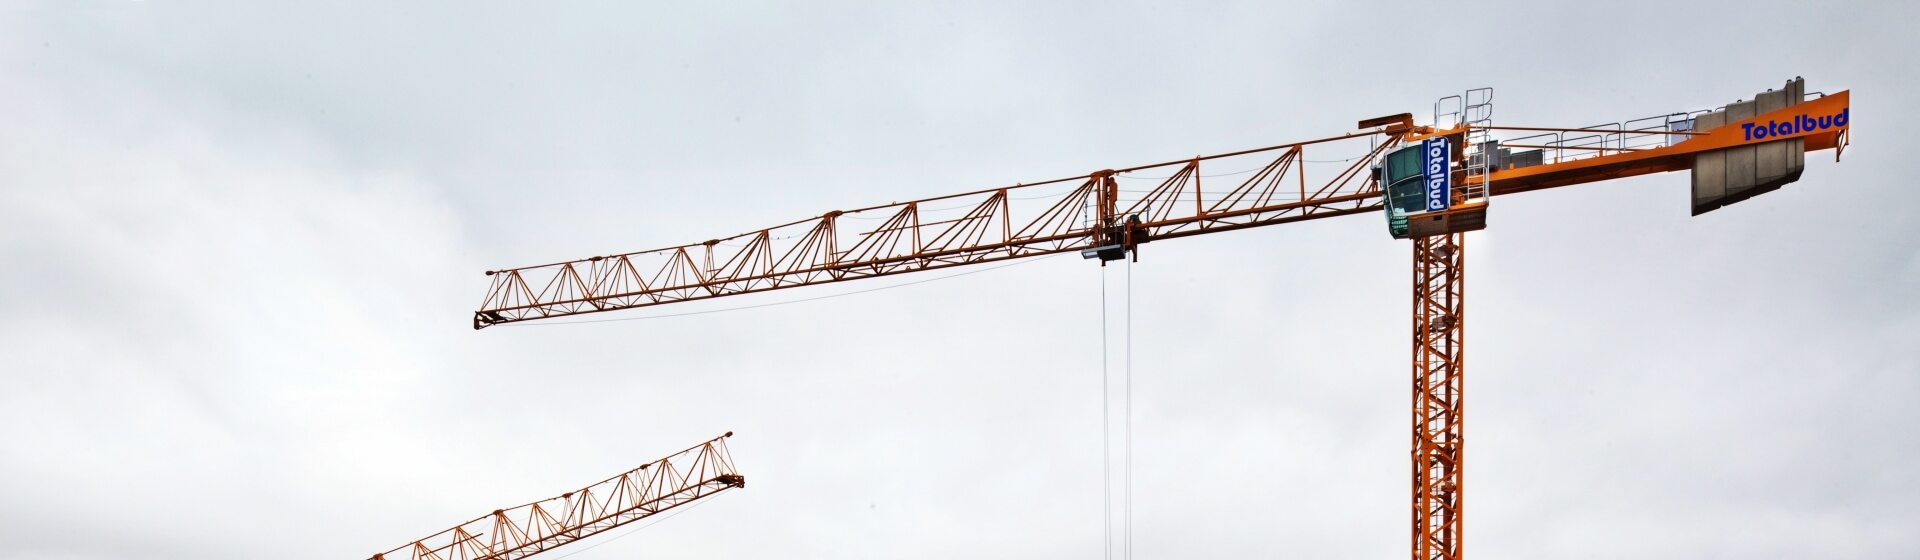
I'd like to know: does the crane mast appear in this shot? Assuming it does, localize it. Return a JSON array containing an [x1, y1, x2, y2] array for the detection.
[[1412, 232, 1466, 558], [473, 79, 1850, 559], [371, 433, 743, 560]]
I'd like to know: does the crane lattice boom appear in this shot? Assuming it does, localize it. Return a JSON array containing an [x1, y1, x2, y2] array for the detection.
[[371, 433, 743, 560], [476, 131, 1402, 328]]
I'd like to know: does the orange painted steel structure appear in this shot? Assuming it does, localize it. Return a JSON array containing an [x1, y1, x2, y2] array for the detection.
[[370, 433, 743, 560], [475, 131, 1400, 329], [1412, 233, 1466, 558], [474, 85, 1849, 560], [473, 93, 1850, 330]]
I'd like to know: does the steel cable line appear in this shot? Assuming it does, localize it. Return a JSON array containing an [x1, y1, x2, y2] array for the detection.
[[1100, 264, 1112, 560], [1124, 257, 1134, 560]]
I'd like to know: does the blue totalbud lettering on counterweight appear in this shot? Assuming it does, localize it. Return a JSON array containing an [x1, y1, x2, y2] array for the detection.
[[1742, 108, 1849, 141]]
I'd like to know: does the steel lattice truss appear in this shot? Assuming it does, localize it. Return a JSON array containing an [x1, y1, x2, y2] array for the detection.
[[474, 132, 1404, 328], [371, 434, 744, 560], [1411, 234, 1465, 560]]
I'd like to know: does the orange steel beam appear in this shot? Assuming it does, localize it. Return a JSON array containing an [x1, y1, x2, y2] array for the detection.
[[1487, 90, 1849, 196], [370, 434, 744, 560], [1411, 234, 1465, 560]]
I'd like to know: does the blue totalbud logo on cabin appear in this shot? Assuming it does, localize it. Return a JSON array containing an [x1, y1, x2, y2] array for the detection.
[[1422, 137, 1451, 212], [1742, 108, 1848, 141]]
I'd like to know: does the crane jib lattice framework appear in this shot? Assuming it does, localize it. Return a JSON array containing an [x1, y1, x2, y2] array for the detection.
[[371, 433, 743, 560], [472, 79, 1849, 560]]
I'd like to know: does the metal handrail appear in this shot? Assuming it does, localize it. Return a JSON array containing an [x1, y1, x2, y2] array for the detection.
[[1480, 100, 1726, 166]]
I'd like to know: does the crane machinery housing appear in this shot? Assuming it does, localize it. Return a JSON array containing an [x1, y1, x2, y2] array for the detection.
[[470, 77, 1850, 560]]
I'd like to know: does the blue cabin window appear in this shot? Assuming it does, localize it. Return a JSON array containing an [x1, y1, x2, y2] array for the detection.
[[1385, 145, 1423, 185], [1383, 146, 1430, 214]]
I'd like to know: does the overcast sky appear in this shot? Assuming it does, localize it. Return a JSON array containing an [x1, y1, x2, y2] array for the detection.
[[2, 1, 1916, 559]]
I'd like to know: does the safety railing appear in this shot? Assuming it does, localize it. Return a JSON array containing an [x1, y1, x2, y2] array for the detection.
[[1434, 95, 1463, 131], [1489, 109, 1713, 167], [1460, 88, 1493, 201]]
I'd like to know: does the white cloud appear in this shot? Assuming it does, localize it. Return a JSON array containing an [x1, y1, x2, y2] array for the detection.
[[2, 2, 1917, 559]]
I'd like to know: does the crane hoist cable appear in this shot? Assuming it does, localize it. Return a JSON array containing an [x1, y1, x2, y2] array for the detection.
[[1125, 257, 1134, 560], [1098, 259, 1138, 560], [1100, 264, 1111, 560]]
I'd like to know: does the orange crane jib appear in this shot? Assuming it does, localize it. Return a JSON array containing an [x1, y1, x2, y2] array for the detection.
[[371, 433, 743, 560], [472, 79, 1848, 560]]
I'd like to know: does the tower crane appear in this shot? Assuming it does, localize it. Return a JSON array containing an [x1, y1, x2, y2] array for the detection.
[[370, 433, 744, 560], [472, 78, 1850, 560]]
